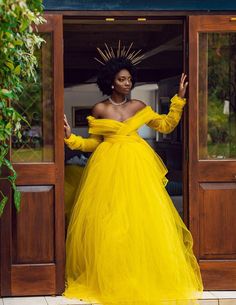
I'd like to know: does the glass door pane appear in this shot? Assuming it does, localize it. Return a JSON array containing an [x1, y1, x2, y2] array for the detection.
[[12, 33, 54, 163], [199, 32, 236, 159]]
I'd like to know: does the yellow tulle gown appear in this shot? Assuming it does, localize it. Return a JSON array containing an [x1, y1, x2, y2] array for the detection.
[[64, 94, 203, 305]]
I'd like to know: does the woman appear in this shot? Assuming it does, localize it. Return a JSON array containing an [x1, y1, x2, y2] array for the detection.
[[63, 44, 203, 305]]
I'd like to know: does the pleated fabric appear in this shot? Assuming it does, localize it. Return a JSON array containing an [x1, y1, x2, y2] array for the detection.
[[64, 165, 84, 226], [64, 105, 203, 305]]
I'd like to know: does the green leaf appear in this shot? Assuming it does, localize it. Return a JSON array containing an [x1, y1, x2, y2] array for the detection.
[[14, 65, 21, 75], [0, 146, 8, 166], [12, 111, 16, 121], [4, 158, 16, 177], [14, 111, 30, 127], [5, 122, 12, 129], [15, 121, 21, 130], [6, 108, 14, 117], [0, 133, 5, 141], [5, 128, 12, 136], [5, 61, 14, 70], [8, 43, 14, 49], [0, 194, 8, 217], [14, 190, 21, 212], [5, 31, 13, 39], [0, 101, 6, 109], [16, 131, 22, 140], [15, 40, 23, 46], [1, 89, 13, 98], [19, 19, 29, 32]]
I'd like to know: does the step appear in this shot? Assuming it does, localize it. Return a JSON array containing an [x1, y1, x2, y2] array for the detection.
[[2, 291, 236, 305]]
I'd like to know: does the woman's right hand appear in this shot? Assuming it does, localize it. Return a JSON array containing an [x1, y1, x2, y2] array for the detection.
[[178, 73, 188, 99], [64, 114, 71, 139]]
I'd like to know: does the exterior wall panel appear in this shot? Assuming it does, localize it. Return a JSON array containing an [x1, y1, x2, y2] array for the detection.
[[43, 0, 236, 11]]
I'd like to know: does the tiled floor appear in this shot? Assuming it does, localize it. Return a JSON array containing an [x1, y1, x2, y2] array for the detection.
[[2, 292, 236, 305]]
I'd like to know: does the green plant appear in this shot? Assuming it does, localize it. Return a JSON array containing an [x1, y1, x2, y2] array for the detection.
[[0, 0, 46, 215]]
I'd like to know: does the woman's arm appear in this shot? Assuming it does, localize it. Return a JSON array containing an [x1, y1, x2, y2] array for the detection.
[[147, 73, 188, 134], [147, 94, 186, 134], [64, 133, 102, 152], [64, 114, 102, 152]]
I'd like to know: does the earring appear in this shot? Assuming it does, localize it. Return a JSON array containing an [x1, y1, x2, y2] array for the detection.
[[111, 85, 114, 89]]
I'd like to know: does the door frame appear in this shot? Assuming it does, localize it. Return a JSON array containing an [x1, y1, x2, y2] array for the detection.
[[188, 15, 236, 289], [0, 14, 65, 296]]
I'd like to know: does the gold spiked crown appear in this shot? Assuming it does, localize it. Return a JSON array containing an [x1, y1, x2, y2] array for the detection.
[[94, 40, 145, 66]]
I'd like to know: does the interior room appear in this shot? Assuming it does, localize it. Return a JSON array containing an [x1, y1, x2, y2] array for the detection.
[[63, 17, 185, 219]]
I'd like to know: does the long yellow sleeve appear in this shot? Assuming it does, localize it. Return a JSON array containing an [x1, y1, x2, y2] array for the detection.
[[64, 133, 103, 152], [147, 94, 186, 134]]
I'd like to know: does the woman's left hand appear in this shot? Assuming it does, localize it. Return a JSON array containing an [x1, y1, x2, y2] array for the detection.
[[178, 73, 188, 99]]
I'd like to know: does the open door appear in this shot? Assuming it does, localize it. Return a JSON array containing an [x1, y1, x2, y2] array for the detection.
[[0, 15, 64, 296], [189, 15, 236, 289]]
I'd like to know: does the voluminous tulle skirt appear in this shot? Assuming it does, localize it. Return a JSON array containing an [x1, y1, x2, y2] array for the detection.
[[64, 139, 203, 305]]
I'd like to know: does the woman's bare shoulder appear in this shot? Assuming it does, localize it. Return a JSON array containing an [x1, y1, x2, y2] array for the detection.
[[91, 101, 107, 118], [130, 99, 147, 111]]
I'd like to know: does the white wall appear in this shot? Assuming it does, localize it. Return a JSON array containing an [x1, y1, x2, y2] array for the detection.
[[64, 83, 106, 137], [131, 83, 158, 139]]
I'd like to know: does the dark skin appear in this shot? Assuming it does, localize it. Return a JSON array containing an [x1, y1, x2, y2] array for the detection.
[[91, 70, 188, 121], [64, 70, 188, 138]]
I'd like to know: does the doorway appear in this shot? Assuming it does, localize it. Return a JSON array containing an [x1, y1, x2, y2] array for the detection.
[[62, 17, 187, 222], [2, 13, 236, 295]]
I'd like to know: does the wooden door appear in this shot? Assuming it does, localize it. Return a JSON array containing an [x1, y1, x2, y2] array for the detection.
[[0, 14, 64, 296], [189, 15, 236, 290]]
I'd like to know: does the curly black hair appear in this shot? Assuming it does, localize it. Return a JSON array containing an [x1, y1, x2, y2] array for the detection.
[[96, 57, 137, 96]]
